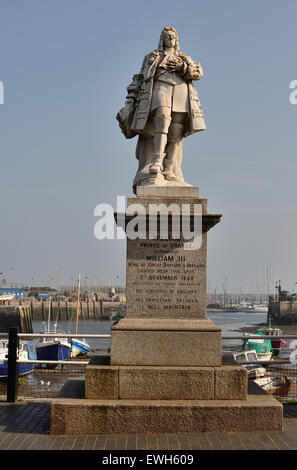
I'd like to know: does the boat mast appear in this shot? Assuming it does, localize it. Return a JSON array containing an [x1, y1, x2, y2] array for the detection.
[[47, 295, 51, 333], [75, 274, 81, 335], [223, 273, 227, 308]]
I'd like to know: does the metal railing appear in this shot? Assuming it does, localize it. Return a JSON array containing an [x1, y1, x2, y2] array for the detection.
[[1, 328, 111, 402], [1, 329, 297, 403], [18, 332, 110, 366]]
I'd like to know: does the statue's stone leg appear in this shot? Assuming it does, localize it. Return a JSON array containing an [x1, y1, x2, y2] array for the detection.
[[163, 115, 185, 181], [149, 107, 171, 174]]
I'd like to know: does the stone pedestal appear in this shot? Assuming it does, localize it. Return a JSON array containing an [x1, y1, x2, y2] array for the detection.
[[111, 318, 221, 366], [111, 186, 222, 367], [50, 186, 283, 434]]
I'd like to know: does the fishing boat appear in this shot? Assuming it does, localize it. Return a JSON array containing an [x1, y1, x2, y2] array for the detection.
[[242, 332, 273, 360], [257, 316, 286, 356], [35, 297, 71, 367], [0, 339, 36, 377], [36, 325, 72, 365], [258, 326, 285, 356], [71, 275, 91, 358]]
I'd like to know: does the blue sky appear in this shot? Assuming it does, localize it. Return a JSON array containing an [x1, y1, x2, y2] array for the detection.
[[0, 0, 296, 293]]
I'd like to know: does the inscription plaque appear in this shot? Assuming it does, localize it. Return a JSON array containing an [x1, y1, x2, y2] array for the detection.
[[126, 233, 207, 319]]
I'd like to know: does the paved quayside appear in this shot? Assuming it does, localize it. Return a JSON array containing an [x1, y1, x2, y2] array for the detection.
[[0, 401, 296, 450]]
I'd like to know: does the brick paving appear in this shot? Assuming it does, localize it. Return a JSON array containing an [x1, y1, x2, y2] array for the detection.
[[0, 401, 296, 450]]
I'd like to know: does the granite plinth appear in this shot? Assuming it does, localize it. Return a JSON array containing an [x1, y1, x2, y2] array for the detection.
[[110, 318, 222, 366], [50, 390, 283, 435], [85, 364, 247, 400]]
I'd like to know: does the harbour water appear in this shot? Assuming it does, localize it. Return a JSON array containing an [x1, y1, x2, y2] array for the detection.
[[32, 319, 113, 352], [207, 310, 267, 338], [33, 310, 268, 339], [32, 310, 269, 353], [1, 310, 296, 401]]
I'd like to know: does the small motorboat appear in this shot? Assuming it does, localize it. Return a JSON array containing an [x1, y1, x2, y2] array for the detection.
[[71, 338, 91, 357], [233, 349, 290, 396], [233, 350, 267, 379], [0, 339, 36, 377], [254, 375, 291, 396]]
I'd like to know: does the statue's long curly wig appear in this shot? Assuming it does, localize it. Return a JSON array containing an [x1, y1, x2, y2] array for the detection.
[[158, 26, 180, 52]]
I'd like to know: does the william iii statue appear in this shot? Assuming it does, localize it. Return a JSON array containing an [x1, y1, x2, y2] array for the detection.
[[117, 26, 206, 193]]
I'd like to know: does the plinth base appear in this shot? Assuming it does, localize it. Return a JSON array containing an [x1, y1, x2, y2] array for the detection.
[[50, 382, 282, 435]]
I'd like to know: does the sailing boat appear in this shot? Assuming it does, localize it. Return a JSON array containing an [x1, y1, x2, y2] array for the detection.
[[36, 296, 72, 367], [71, 274, 91, 357]]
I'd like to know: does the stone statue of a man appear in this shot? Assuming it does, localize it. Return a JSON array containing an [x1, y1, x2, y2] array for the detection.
[[117, 26, 206, 193]]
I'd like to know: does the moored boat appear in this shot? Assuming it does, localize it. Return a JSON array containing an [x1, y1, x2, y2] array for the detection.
[[71, 338, 91, 357], [233, 350, 267, 379], [36, 330, 72, 364], [0, 339, 36, 377], [258, 326, 286, 356], [71, 274, 91, 358], [242, 332, 273, 361], [253, 375, 291, 396], [233, 349, 290, 395], [35, 297, 71, 367]]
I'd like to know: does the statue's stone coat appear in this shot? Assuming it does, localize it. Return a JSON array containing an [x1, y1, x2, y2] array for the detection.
[[130, 50, 206, 137]]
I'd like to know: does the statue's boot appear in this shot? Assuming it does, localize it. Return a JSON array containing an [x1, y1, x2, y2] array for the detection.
[[163, 167, 180, 181], [163, 168, 180, 181], [149, 152, 166, 174]]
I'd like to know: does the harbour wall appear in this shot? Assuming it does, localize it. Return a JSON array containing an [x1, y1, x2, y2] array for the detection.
[[0, 306, 33, 333], [1, 300, 124, 323], [269, 300, 297, 325]]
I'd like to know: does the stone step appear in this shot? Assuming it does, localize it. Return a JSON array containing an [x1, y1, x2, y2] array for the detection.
[[85, 364, 248, 400], [50, 392, 282, 435]]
